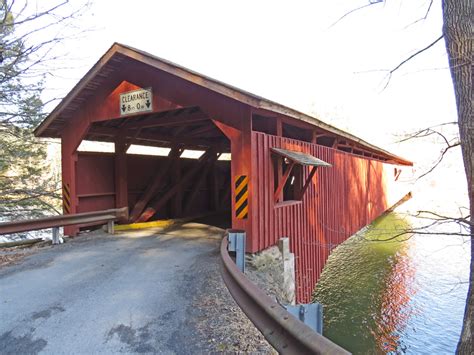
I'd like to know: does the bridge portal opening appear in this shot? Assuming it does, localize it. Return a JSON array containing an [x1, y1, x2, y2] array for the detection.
[[76, 106, 232, 228]]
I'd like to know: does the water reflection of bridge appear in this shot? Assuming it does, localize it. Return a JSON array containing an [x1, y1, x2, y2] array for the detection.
[[313, 213, 416, 353]]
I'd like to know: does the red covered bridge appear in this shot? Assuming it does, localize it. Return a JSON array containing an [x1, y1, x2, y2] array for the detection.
[[35, 43, 412, 303]]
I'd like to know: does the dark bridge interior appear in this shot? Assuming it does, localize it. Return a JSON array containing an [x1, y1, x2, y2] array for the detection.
[[77, 106, 231, 225]]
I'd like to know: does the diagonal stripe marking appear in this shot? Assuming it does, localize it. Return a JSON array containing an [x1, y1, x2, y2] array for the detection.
[[237, 209, 248, 219], [235, 190, 248, 210], [235, 175, 246, 187], [235, 184, 248, 204], [234, 176, 248, 196], [236, 198, 248, 217]]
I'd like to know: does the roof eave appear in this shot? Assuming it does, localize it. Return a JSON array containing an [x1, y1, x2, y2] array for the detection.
[[34, 42, 124, 138], [34, 42, 413, 166]]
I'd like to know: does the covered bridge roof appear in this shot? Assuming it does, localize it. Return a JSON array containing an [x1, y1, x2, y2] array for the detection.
[[35, 43, 411, 166]]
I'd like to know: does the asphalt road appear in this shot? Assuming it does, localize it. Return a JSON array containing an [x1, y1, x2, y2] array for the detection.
[[0, 223, 229, 354]]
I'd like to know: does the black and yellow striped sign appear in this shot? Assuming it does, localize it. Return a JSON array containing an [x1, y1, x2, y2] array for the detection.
[[235, 175, 248, 219], [63, 183, 71, 214]]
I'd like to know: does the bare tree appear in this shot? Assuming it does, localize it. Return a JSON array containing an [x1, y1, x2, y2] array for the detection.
[[0, 0, 90, 220], [331, 0, 473, 351], [442, 0, 474, 352]]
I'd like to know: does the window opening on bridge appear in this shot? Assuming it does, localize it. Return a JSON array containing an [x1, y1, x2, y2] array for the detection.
[[77, 140, 115, 153], [252, 114, 277, 135], [218, 153, 231, 161], [181, 149, 205, 159], [282, 123, 313, 143], [271, 147, 331, 204], [126, 145, 171, 156], [316, 135, 336, 148], [273, 157, 303, 202]]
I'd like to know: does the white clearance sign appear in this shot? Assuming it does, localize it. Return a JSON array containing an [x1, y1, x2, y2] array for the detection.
[[120, 88, 153, 116]]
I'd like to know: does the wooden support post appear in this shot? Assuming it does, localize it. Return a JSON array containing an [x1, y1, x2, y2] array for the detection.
[[171, 156, 182, 217], [115, 136, 128, 212], [274, 161, 295, 203], [213, 106, 254, 251], [210, 161, 219, 211], [61, 136, 79, 236], [276, 117, 283, 137]]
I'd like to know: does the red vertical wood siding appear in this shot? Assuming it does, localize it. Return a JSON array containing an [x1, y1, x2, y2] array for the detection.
[[76, 152, 115, 213], [251, 132, 404, 303]]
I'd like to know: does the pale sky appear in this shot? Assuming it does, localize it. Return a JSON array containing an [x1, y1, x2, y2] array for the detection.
[[47, 1, 457, 150], [17, 0, 467, 210]]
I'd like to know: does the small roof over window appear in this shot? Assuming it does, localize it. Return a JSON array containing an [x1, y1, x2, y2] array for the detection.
[[271, 148, 332, 167]]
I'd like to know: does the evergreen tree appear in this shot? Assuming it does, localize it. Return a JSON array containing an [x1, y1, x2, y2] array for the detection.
[[0, 1, 88, 219]]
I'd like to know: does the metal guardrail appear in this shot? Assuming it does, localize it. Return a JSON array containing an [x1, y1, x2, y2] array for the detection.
[[220, 236, 350, 355], [0, 207, 128, 237]]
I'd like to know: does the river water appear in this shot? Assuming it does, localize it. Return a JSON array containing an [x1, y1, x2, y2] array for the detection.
[[312, 213, 470, 354]]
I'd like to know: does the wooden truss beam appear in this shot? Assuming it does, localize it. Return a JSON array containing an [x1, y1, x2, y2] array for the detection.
[[186, 125, 217, 137], [131, 133, 218, 148], [129, 147, 182, 222], [124, 111, 209, 129], [274, 161, 295, 203], [183, 159, 213, 215], [299, 166, 318, 199], [137, 148, 220, 222], [88, 126, 219, 148]]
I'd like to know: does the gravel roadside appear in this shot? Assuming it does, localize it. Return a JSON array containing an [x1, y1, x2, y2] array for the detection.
[[184, 245, 276, 353]]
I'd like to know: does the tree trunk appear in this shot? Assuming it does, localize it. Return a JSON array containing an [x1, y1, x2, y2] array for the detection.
[[442, 0, 474, 353]]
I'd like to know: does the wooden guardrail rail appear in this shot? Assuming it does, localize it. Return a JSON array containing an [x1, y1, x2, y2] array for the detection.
[[0, 207, 128, 244], [220, 235, 350, 355]]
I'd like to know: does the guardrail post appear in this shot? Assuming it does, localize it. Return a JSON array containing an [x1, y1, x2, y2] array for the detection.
[[52, 227, 60, 245], [220, 237, 349, 353], [227, 229, 246, 273], [107, 220, 114, 234], [284, 303, 324, 334]]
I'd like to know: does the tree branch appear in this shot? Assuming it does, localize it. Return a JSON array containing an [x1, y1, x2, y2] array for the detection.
[[404, 0, 434, 29], [396, 122, 458, 143], [329, 0, 383, 28], [412, 210, 472, 227], [417, 141, 460, 180], [382, 35, 445, 90]]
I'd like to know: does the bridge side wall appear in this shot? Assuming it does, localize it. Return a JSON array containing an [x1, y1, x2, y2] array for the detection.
[[250, 132, 410, 303]]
